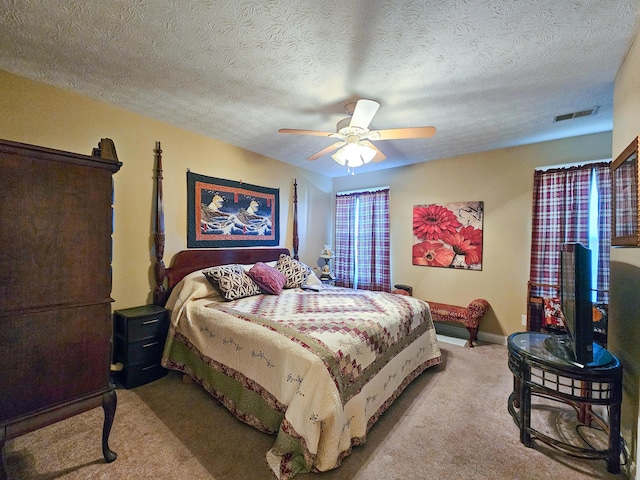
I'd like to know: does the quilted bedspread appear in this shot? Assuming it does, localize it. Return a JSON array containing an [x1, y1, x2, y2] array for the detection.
[[161, 270, 441, 479]]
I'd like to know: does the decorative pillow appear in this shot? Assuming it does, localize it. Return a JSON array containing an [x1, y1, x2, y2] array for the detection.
[[247, 262, 287, 295], [203, 264, 261, 301], [275, 254, 311, 288], [542, 297, 565, 329], [593, 302, 608, 339]]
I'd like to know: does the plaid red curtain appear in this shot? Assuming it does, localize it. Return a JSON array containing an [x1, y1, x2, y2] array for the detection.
[[335, 194, 356, 289], [335, 189, 391, 291], [613, 158, 636, 237], [529, 163, 610, 301]]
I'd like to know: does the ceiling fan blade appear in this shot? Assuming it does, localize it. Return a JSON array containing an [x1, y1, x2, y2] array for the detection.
[[349, 99, 380, 130], [278, 128, 334, 137], [307, 141, 346, 161], [373, 126, 436, 140], [361, 140, 386, 162]]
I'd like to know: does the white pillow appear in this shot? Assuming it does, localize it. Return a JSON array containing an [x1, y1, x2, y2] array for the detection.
[[304, 270, 322, 286], [240, 260, 277, 271]]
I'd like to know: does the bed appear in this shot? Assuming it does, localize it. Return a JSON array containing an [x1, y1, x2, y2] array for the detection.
[[151, 145, 442, 479]]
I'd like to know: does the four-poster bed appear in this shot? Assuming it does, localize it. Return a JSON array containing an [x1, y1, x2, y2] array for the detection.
[[151, 143, 442, 479]]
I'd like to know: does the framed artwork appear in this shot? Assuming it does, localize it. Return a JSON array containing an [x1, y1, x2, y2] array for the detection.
[[412, 201, 484, 270], [611, 135, 640, 246], [187, 172, 279, 248]]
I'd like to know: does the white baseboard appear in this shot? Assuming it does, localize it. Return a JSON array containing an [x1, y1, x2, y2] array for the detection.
[[436, 334, 468, 347], [434, 323, 507, 346]]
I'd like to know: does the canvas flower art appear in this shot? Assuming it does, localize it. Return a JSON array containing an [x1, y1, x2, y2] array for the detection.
[[412, 202, 484, 270]]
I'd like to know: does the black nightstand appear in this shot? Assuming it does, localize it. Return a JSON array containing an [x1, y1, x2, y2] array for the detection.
[[113, 304, 169, 388]]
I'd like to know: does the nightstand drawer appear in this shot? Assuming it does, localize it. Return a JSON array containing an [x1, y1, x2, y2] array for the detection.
[[119, 362, 167, 389], [114, 336, 166, 366], [114, 305, 169, 342]]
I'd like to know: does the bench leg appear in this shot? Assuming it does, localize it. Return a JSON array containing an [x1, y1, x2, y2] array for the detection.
[[466, 326, 478, 348]]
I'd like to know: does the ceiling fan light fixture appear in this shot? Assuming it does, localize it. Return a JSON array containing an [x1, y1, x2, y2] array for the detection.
[[331, 142, 376, 167], [279, 98, 435, 167]]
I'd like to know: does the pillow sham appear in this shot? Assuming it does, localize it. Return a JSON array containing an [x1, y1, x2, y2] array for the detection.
[[247, 262, 287, 295], [203, 264, 261, 301], [275, 254, 311, 289]]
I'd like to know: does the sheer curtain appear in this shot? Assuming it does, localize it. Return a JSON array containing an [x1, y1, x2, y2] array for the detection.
[[595, 164, 611, 303], [334, 189, 391, 291], [529, 162, 610, 302]]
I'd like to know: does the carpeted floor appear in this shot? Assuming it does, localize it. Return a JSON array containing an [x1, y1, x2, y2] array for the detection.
[[4, 340, 627, 479]]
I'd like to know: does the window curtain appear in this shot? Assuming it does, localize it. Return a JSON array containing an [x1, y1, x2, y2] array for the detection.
[[334, 189, 391, 291], [335, 194, 357, 289], [595, 164, 611, 303], [529, 163, 610, 302]]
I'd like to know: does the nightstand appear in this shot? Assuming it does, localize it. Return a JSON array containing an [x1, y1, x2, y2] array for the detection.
[[113, 304, 169, 388]]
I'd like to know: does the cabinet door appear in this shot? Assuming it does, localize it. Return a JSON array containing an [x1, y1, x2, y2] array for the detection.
[[0, 155, 114, 310], [0, 304, 112, 422]]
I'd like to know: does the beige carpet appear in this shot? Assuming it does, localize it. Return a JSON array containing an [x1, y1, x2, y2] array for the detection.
[[4, 340, 627, 479]]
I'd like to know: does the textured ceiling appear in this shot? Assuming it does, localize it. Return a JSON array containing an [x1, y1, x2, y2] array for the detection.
[[0, 1, 639, 177]]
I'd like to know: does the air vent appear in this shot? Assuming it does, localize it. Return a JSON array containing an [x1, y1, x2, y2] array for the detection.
[[554, 106, 599, 122]]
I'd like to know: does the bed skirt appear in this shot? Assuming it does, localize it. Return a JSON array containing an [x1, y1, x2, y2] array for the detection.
[[162, 326, 441, 479]]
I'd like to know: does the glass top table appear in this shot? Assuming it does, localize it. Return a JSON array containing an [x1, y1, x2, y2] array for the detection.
[[508, 331, 619, 370], [507, 331, 622, 474]]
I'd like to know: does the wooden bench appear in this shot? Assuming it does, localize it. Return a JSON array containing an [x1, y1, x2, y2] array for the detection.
[[425, 299, 490, 348]]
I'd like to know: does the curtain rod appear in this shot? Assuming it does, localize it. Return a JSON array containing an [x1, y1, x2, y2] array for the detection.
[[535, 158, 610, 171], [336, 186, 390, 195]]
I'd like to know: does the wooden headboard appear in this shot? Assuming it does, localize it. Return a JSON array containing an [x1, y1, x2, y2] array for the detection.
[[151, 142, 298, 306]]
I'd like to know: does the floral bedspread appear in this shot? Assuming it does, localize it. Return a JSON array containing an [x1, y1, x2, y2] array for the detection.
[[162, 270, 441, 479]]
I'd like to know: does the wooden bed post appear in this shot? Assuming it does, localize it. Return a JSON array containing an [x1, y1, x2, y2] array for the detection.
[[153, 141, 167, 306], [293, 179, 299, 260]]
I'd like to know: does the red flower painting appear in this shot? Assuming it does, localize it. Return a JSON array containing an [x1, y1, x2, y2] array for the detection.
[[412, 202, 483, 270], [412, 204, 462, 240], [412, 241, 456, 267]]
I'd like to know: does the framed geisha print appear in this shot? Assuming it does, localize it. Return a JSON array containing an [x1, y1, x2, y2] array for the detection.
[[187, 172, 279, 247]]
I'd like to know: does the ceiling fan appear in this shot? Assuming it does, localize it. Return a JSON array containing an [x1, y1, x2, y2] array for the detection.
[[278, 99, 436, 168]]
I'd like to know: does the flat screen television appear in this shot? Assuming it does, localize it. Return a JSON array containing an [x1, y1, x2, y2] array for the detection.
[[560, 242, 593, 366]]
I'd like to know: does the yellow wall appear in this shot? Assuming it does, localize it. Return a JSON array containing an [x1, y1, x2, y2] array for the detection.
[[611, 31, 640, 479], [0, 67, 617, 341], [0, 70, 333, 310], [334, 132, 612, 338], [2, 49, 636, 469]]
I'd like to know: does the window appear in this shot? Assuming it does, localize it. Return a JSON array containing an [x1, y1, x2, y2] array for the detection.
[[529, 162, 611, 304], [334, 188, 390, 291]]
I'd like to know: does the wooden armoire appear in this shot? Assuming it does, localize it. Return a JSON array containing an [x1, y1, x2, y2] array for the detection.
[[0, 138, 122, 478]]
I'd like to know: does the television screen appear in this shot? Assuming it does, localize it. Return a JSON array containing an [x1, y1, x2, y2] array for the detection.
[[560, 242, 593, 366]]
